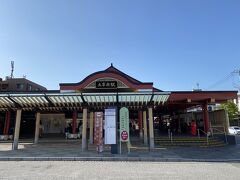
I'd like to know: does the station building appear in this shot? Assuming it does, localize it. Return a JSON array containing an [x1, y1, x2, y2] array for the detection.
[[0, 65, 238, 152]]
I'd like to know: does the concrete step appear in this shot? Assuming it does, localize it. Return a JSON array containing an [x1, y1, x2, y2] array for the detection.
[[155, 140, 221, 143], [155, 143, 225, 147], [154, 136, 226, 147], [155, 137, 221, 141], [155, 142, 225, 145]]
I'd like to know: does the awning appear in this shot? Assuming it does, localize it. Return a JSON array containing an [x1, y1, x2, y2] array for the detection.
[[82, 92, 169, 106], [0, 91, 170, 111]]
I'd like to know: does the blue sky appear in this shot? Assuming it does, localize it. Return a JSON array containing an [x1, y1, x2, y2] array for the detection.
[[0, 0, 239, 91]]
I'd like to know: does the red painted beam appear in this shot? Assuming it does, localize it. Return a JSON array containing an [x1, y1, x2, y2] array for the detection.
[[169, 91, 237, 102]]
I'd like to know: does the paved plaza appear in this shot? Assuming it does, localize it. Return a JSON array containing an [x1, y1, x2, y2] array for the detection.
[[0, 161, 240, 180], [0, 139, 240, 161], [0, 139, 240, 179]]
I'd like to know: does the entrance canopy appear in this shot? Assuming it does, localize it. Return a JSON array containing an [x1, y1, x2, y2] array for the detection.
[[0, 65, 238, 112], [0, 91, 170, 111]]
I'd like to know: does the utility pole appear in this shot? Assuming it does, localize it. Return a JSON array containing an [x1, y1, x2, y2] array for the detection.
[[10, 61, 14, 79], [231, 69, 240, 91]]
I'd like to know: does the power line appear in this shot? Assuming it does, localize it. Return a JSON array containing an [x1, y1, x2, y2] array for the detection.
[[231, 69, 240, 90], [206, 69, 240, 90], [206, 72, 233, 90]]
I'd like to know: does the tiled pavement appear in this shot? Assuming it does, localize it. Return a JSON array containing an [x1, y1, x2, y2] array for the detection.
[[0, 139, 240, 161]]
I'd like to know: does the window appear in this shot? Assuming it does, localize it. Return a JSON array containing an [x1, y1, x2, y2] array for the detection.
[[17, 83, 24, 90], [28, 85, 32, 91], [2, 84, 8, 90]]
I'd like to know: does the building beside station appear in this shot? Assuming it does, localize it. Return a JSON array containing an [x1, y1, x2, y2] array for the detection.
[[0, 64, 238, 152], [0, 76, 47, 92], [233, 93, 240, 111], [0, 76, 46, 139]]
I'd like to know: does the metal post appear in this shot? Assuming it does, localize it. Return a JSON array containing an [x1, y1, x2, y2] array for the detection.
[[197, 129, 200, 139], [120, 141, 121, 154]]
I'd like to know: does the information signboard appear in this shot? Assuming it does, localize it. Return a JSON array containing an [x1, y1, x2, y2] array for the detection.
[[104, 108, 117, 144], [94, 112, 103, 153], [119, 107, 129, 142]]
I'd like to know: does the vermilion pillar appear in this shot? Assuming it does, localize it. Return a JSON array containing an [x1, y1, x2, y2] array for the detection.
[[3, 111, 11, 135], [138, 110, 143, 139], [202, 103, 210, 133], [72, 111, 77, 134]]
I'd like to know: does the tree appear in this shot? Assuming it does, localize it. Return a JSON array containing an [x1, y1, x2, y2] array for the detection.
[[220, 101, 239, 122]]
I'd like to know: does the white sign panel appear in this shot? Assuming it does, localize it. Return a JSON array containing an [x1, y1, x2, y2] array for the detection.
[[104, 108, 116, 144]]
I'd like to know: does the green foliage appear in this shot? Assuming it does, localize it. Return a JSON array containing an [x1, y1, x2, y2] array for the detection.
[[220, 101, 239, 122]]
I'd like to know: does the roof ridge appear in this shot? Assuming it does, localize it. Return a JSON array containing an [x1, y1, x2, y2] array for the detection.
[[105, 64, 142, 83]]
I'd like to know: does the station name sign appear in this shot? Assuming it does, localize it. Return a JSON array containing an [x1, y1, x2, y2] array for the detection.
[[96, 81, 117, 89]]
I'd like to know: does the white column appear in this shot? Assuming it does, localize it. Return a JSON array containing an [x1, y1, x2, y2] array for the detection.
[[89, 112, 94, 144], [148, 107, 154, 150], [143, 110, 148, 146], [82, 108, 88, 151], [13, 109, 22, 150], [34, 112, 41, 144]]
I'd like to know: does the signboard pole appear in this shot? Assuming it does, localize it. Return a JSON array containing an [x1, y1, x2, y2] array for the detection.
[[120, 140, 121, 154], [119, 107, 129, 154]]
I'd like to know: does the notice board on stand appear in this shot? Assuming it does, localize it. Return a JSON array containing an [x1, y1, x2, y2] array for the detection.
[[104, 108, 117, 145]]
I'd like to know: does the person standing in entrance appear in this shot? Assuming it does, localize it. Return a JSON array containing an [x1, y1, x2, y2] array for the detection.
[[191, 120, 197, 136]]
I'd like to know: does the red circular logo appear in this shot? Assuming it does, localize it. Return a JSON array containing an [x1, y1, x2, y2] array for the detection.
[[121, 131, 128, 141]]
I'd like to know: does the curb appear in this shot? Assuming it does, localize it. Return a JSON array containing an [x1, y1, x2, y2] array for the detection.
[[0, 157, 240, 162]]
